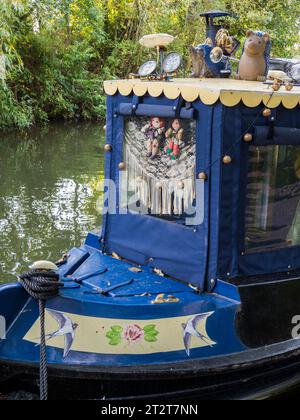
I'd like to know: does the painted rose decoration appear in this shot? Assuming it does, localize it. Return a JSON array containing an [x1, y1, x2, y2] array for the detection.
[[106, 324, 159, 346], [123, 325, 144, 343]]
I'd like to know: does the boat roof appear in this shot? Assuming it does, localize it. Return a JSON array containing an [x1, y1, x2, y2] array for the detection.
[[104, 78, 300, 109]]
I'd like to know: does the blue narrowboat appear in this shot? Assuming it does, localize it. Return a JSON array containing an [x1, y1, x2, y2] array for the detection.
[[1, 19, 300, 400]]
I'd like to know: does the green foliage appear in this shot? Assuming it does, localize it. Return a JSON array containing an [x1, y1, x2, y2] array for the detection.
[[224, 0, 300, 58], [0, 0, 299, 129]]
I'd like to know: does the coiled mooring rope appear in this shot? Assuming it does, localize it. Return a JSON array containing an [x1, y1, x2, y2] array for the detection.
[[18, 270, 63, 401]]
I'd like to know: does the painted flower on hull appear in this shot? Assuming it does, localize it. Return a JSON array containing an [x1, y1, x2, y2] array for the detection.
[[123, 325, 144, 343], [106, 324, 159, 346]]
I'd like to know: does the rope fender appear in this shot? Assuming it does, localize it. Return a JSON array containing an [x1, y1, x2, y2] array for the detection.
[[18, 270, 63, 401]]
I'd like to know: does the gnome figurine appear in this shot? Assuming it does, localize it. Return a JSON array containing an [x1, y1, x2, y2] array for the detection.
[[141, 117, 166, 160], [165, 119, 185, 160]]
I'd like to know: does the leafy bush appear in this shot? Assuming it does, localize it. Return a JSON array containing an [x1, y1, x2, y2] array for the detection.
[[0, 0, 299, 129]]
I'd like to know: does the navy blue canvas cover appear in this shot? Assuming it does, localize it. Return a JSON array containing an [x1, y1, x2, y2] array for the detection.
[[102, 94, 213, 289], [212, 104, 300, 280], [103, 91, 300, 286]]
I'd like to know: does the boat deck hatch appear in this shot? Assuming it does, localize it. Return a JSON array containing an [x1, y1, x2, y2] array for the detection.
[[59, 248, 195, 300]]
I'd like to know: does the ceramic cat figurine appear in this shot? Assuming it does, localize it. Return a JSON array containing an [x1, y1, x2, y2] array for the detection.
[[238, 31, 271, 81]]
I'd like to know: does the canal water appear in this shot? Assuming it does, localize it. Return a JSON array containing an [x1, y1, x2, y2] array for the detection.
[[0, 122, 104, 283]]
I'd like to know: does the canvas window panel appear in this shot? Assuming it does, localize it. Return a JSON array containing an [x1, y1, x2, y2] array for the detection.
[[245, 145, 300, 253], [122, 117, 196, 220]]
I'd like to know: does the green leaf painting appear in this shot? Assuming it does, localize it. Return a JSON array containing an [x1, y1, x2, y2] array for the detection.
[[106, 325, 123, 346], [143, 325, 159, 343]]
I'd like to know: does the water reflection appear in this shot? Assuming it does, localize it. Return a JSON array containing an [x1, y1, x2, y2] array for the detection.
[[0, 123, 104, 282]]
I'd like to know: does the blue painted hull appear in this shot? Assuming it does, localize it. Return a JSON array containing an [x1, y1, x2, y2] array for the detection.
[[0, 246, 243, 366], [1, 243, 300, 399]]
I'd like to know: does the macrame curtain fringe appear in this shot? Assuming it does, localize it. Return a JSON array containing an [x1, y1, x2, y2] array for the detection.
[[125, 144, 195, 216]]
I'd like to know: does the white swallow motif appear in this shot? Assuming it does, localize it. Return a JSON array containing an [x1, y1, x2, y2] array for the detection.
[[182, 313, 213, 356], [45, 309, 78, 359]]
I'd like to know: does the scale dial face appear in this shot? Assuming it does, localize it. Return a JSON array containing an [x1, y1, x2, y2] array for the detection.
[[163, 53, 182, 73], [138, 60, 157, 77]]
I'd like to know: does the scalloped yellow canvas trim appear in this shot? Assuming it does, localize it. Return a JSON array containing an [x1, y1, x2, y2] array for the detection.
[[103, 79, 300, 109]]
